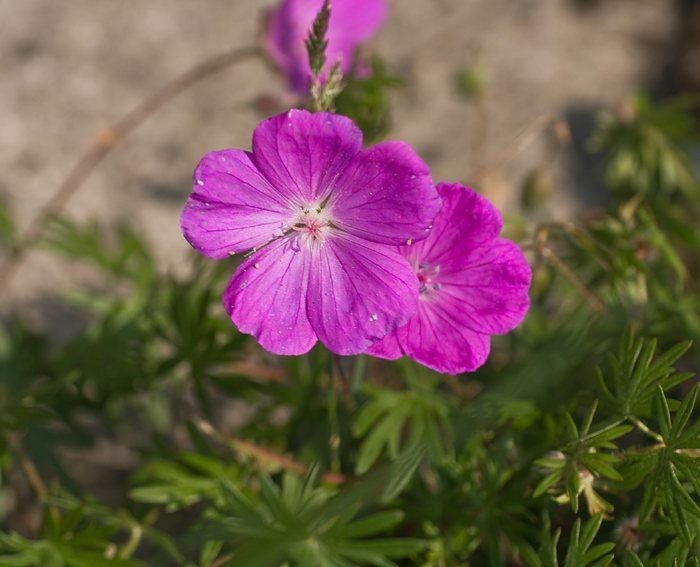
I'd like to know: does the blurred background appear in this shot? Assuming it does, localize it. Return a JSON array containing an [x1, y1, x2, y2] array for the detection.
[[3, 2, 700, 563], [2, 0, 697, 322]]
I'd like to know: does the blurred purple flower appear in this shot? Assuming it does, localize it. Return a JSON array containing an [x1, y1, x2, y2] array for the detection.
[[180, 109, 440, 356], [264, 0, 387, 92], [367, 183, 532, 374]]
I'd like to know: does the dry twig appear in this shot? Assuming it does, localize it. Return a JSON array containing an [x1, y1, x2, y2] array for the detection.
[[195, 420, 346, 486], [0, 45, 260, 293]]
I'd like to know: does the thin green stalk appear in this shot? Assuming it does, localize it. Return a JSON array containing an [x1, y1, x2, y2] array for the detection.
[[629, 416, 664, 444], [327, 358, 342, 475]]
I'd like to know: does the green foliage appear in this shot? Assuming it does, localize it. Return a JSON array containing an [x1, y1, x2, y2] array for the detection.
[[595, 329, 692, 419], [335, 58, 402, 142], [3, 90, 700, 566], [353, 369, 450, 474], [521, 514, 614, 567], [130, 452, 241, 512], [591, 93, 700, 197], [0, 491, 182, 567], [534, 402, 631, 515], [200, 469, 425, 567]]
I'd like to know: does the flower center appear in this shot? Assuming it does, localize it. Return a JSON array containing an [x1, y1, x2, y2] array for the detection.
[[416, 262, 442, 294], [292, 205, 332, 246]]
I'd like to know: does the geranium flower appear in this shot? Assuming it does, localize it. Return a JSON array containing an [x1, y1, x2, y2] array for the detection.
[[367, 182, 531, 374], [181, 109, 440, 355], [265, 0, 387, 92]]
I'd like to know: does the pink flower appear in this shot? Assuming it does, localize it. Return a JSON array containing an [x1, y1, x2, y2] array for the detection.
[[367, 183, 532, 374], [180, 109, 440, 356], [264, 0, 387, 92]]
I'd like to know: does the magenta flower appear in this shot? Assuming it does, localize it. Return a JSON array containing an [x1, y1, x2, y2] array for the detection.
[[265, 0, 387, 92], [367, 183, 531, 374], [181, 109, 440, 356]]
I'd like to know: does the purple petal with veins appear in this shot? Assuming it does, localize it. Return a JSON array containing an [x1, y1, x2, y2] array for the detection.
[[181, 109, 439, 355], [366, 182, 532, 374]]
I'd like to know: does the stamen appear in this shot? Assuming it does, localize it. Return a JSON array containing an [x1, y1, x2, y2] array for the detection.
[[416, 261, 442, 296]]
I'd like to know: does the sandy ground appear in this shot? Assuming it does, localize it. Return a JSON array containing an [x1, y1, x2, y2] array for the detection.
[[0, 0, 680, 317]]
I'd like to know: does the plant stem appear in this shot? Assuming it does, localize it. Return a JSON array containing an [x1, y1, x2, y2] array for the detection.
[[350, 354, 366, 397], [327, 357, 342, 475], [535, 226, 607, 314], [118, 524, 143, 559], [629, 416, 665, 444], [209, 553, 234, 567], [195, 420, 345, 485], [8, 434, 47, 500]]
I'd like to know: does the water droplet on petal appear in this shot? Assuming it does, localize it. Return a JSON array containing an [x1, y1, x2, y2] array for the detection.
[[369, 313, 378, 322], [240, 282, 247, 289], [196, 179, 204, 186]]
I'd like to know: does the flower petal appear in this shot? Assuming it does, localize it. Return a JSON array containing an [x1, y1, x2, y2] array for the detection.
[[329, 141, 441, 245], [264, 0, 307, 91], [252, 109, 363, 205], [439, 238, 531, 335], [223, 236, 317, 355], [264, 0, 387, 92], [409, 182, 502, 266], [365, 325, 406, 360], [306, 233, 418, 355], [402, 301, 492, 374], [330, 0, 388, 44], [181, 150, 293, 258], [419, 184, 531, 335], [368, 182, 531, 374]]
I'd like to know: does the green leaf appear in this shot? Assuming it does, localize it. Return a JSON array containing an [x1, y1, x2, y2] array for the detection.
[[655, 386, 673, 440], [623, 551, 645, 567], [670, 383, 699, 442], [340, 511, 404, 539], [380, 441, 424, 502]]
